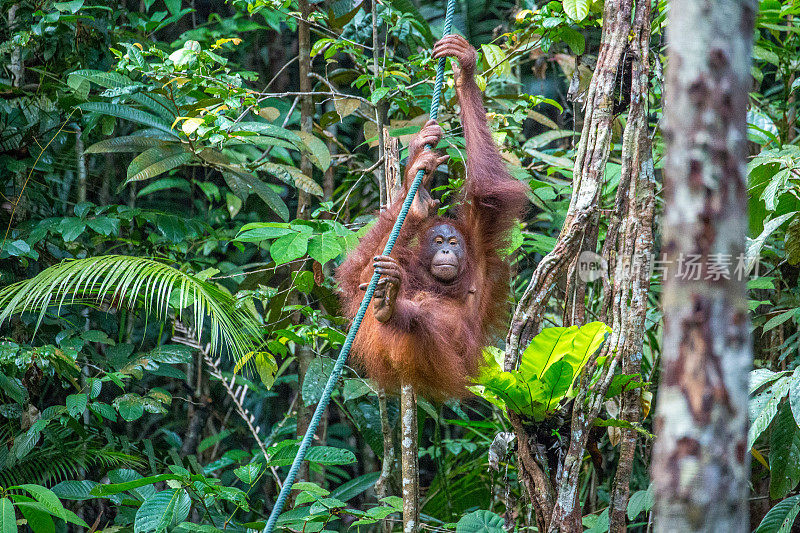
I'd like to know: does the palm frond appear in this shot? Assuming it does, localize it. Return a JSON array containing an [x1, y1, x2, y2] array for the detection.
[[0, 255, 262, 361], [0, 425, 144, 487]]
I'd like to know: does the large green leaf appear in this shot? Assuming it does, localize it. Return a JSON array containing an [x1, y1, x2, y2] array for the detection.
[[330, 472, 380, 502], [126, 146, 193, 182], [270, 445, 357, 467], [11, 485, 65, 520], [455, 510, 504, 533], [755, 494, 800, 533], [296, 131, 332, 171], [562, 0, 590, 21], [77, 102, 177, 137], [384, 0, 434, 44], [134, 489, 191, 533], [264, 163, 324, 197], [52, 480, 99, 500], [750, 377, 791, 447], [541, 360, 573, 402], [770, 401, 800, 499], [227, 172, 290, 221], [308, 233, 343, 264], [16, 503, 54, 533], [790, 367, 800, 426], [301, 357, 335, 406], [85, 136, 177, 154], [519, 321, 610, 384], [70, 69, 177, 122], [230, 122, 302, 143], [473, 323, 610, 421], [0, 498, 15, 533], [471, 348, 549, 420], [270, 228, 313, 264]]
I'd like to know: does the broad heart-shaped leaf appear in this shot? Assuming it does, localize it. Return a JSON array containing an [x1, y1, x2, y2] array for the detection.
[[126, 146, 193, 183], [455, 510, 505, 533], [308, 233, 343, 264], [754, 494, 800, 533], [66, 393, 88, 417], [134, 489, 191, 533], [77, 102, 177, 137], [234, 463, 262, 484], [301, 357, 336, 406], [270, 230, 312, 265], [0, 498, 15, 533], [113, 393, 146, 421], [770, 401, 800, 499], [519, 321, 611, 383], [562, 0, 589, 21]]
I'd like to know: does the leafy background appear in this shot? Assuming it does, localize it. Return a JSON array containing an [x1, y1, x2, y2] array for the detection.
[[0, 0, 799, 531]]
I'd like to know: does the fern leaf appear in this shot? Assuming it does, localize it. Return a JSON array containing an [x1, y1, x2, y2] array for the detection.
[[0, 255, 263, 362]]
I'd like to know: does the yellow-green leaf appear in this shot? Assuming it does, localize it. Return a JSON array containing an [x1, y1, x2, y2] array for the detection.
[[562, 0, 590, 21], [296, 131, 332, 171], [481, 44, 510, 77], [181, 117, 203, 136]]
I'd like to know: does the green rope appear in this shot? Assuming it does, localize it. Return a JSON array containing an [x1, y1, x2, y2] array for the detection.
[[264, 2, 457, 529]]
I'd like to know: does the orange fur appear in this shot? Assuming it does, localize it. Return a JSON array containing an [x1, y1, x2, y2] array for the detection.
[[335, 59, 528, 401]]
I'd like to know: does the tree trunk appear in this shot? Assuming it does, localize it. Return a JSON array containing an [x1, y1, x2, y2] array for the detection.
[[401, 384, 419, 533], [293, 0, 315, 488], [505, 1, 637, 530], [651, 0, 755, 531], [607, 1, 655, 530]]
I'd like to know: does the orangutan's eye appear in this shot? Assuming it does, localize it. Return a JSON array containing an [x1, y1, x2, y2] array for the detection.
[[449, 238, 458, 245], [435, 237, 444, 244]]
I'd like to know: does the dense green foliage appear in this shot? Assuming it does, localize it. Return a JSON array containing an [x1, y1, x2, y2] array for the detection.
[[1, 0, 800, 531]]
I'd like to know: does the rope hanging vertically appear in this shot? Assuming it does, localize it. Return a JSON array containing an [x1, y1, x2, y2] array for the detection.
[[264, 2, 458, 529]]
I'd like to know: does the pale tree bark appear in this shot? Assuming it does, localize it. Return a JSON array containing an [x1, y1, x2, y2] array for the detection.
[[372, 0, 387, 208], [607, 1, 655, 530], [504, 0, 644, 531], [651, 0, 754, 531], [376, 137, 401, 533], [400, 384, 419, 533]]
